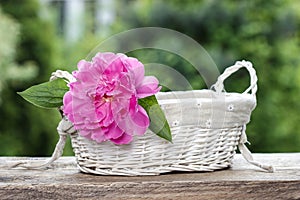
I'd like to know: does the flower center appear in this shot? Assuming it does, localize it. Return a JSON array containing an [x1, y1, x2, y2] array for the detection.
[[102, 94, 113, 103]]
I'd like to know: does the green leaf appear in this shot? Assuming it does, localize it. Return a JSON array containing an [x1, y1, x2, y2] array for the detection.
[[138, 95, 172, 142], [18, 78, 69, 109]]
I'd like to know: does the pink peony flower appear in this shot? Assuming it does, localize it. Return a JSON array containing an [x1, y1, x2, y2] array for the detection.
[[63, 52, 161, 144]]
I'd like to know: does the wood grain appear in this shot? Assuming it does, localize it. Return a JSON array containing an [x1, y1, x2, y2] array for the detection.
[[0, 153, 299, 199]]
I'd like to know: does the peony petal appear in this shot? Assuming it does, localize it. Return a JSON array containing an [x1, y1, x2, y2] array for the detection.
[[105, 123, 124, 139], [129, 95, 138, 115], [63, 91, 74, 121], [63, 91, 72, 107], [77, 60, 91, 72], [109, 73, 134, 99], [110, 133, 133, 145], [72, 98, 98, 124], [75, 71, 97, 85], [115, 105, 149, 136], [123, 57, 145, 86], [136, 76, 161, 98], [92, 52, 116, 72], [78, 129, 92, 137], [90, 127, 107, 143], [130, 105, 150, 135], [103, 54, 126, 79]]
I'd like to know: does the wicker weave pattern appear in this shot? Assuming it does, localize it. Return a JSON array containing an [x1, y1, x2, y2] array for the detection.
[[71, 126, 242, 175]]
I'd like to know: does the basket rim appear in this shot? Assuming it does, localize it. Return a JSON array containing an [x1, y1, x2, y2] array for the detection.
[[156, 90, 256, 103]]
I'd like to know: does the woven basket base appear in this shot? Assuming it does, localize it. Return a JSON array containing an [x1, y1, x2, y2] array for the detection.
[[71, 126, 242, 176]]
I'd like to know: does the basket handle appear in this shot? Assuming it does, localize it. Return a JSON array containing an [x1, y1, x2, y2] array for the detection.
[[211, 60, 257, 96]]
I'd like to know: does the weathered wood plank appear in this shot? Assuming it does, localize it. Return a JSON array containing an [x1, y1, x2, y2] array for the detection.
[[0, 153, 299, 199]]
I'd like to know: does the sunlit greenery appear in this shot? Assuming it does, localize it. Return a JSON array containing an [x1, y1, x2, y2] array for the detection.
[[113, 0, 300, 152], [0, 0, 299, 155]]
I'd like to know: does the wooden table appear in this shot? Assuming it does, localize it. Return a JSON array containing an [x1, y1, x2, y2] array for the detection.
[[0, 153, 299, 199]]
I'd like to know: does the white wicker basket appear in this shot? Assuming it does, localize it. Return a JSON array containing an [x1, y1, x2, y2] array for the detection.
[[70, 90, 253, 175], [64, 60, 273, 175], [7, 60, 274, 175]]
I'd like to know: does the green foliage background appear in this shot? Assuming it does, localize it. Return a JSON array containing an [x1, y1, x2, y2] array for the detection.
[[0, 0, 299, 155], [0, 0, 63, 156], [114, 0, 300, 152]]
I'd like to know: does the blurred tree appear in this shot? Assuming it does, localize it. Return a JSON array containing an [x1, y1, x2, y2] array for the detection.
[[0, 9, 37, 103], [113, 0, 300, 152], [0, 0, 63, 156]]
